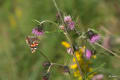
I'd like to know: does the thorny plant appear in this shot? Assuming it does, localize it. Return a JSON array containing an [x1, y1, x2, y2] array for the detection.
[[25, 0, 120, 80]]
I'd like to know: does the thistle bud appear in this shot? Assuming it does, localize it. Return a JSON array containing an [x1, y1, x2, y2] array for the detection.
[[42, 61, 51, 67], [59, 25, 65, 30], [32, 25, 44, 36], [63, 66, 70, 73], [42, 73, 50, 80], [42, 76, 48, 80]]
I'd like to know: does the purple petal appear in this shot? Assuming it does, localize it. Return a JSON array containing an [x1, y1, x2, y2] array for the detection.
[[68, 21, 75, 30], [90, 35, 100, 43], [92, 74, 104, 80], [86, 49, 92, 59], [64, 16, 72, 22], [32, 28, 44, 36]]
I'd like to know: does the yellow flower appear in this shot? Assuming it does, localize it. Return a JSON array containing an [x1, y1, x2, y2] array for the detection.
[[88, 74, 94, 79], [61, 41, 70, 48], [75, 51, 81, 60], [89, 68, 93, 72], [92, 55, 97, 59], [78, 76, 82, 80], [9, 14, 16, 28], [80, 46, 85, 53], [70, 46, 96, 80], [70, 64, 77, 69], [74, 70, 80, 77], [15, 7, 22, 19], [73, 58, 76, 62]]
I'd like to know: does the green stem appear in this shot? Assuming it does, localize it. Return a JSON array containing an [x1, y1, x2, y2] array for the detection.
[[52, 0, 83, 76], [33, 19, 58, 26], [52, 0, 64, 24], [95, 43, 120, 58], [52, 63, 65, 66], [47, 63, 53, 73], [39, 50, 52, 62]]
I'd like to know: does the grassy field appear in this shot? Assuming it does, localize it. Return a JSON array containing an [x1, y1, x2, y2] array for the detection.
[[0, 0, 120, 80]]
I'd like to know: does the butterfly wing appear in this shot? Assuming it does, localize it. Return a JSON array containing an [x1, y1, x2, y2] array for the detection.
[[26, 36, 39, 53]]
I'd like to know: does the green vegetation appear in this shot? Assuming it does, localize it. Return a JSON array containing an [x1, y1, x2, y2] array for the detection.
[[0, 0, 120, 80]]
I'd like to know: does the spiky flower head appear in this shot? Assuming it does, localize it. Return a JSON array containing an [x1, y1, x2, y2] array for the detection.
[[64, 16, 72, 22], [87, 30, 100, 43], [64, 15, 75, 30], [68, 21, 75, 30], [90, 35, 100, 43], [85, 49, 92, 59], [32, 25, 44, 36], [92, 74, 104, 80]]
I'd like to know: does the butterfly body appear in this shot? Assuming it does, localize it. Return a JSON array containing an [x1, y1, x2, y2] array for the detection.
[[26, 36, 39, 53]]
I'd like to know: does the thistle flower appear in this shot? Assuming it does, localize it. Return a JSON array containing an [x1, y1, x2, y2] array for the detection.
[[64, 16, 72, 22], [85, 49, 92, 59], [87, 30, 100, 43], [42, 75, 49, 80], [42, 73, 50, 80], [68, 21, 75, 30], [102, 36, 111, 49], [90, 35, 100, 43], [42, 76, 48, 80], [92, 74, 104, 80], [63, 66, 70, 73], [42, 61, 51, 67], [32, 25, 44, 36], [64, 15, 75, 30]]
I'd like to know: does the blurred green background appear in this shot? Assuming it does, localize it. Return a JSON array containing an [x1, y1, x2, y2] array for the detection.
[[0, 0, 120, 80]]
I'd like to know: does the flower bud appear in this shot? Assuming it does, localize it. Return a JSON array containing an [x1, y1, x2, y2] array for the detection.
[[42, 61, 51, 67], [63, 66, 70, 73], [59, 25, 65, 30]]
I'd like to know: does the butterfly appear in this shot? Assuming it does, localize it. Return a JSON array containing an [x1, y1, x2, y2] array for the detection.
[[26, 36, 39, 53]]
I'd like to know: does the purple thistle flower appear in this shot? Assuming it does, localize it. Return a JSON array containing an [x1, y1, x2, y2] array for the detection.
[[68, 21, 75, 30], [64, 16, 72, 22], [85, 49, 92, 59], [87, 30, 100, 43], [90, 35, 100, 43], [32, 26, 44, 36], [92, 74, 104, 80]]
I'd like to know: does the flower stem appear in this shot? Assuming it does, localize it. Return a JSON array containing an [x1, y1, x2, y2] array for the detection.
[[64, 32, 83, 76], [39, 50, 52, 62], [52, 0, 83, 76], [33, 19, 58, 26], [47, 63, 53, 73], [52, 0, 64, 24], [95, 42, 120, 58]]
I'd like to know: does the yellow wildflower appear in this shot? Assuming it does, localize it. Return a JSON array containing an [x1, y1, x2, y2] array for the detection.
[[75, 51, 81, 61], [78, 76, 82, 80], [74, 70, 80, 77], [92, 55, 97, 59], [70, 46, 96, 80], [9, 14, 16, 28], [15, 7, 22, 19], [61, 41, 70, 48], [89, 68, 93, 72], [80, 46, 85, 53], [70, 64, 77, 69]]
